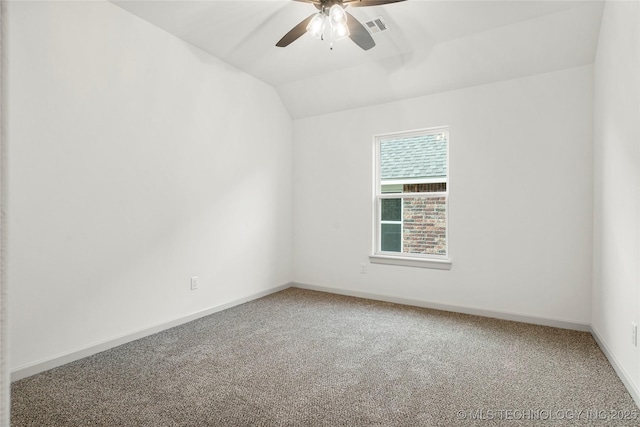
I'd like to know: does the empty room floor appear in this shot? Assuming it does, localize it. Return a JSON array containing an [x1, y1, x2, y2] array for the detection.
[[11, 288, 638, 426]]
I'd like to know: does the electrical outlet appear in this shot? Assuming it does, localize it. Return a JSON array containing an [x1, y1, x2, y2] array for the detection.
[[190, 276, 199, 291], [360, 263, 367, 274], [632, 323, 637, 347]]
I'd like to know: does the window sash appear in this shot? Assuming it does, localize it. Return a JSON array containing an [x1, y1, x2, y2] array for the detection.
[[375, 195, 449, 258]]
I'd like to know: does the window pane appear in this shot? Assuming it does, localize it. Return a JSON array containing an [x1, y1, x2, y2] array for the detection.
[[380, 133, 447, 183], [381, 198, 401, 221], [402, 197, 447, 256], [381, 223, 401, 252]]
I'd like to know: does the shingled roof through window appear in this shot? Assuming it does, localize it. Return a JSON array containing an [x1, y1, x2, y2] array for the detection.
[[380, 133, 447, 180]]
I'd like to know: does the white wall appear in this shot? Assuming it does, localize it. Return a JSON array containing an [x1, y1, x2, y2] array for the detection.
[[0, 2, 8, 423], [293, 65, 593, 325], [8, 1, 292, 371], [593, 0, 640, 398]]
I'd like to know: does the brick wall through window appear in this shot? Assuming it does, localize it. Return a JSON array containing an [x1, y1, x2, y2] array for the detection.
[[402, 196, 446, 255], [403, 183, 447, 193]]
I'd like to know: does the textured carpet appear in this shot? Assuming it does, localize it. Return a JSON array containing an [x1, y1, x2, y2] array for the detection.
[[11, 288, 639, 426]]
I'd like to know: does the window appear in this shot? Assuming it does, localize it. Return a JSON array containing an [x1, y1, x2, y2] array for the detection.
[[371, 127, 451, 269]]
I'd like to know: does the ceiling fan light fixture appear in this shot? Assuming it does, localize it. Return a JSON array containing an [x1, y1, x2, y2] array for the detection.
[[329, 4, 347, 24], [306, 12, 326, 39], [331, 21, 350, 41]]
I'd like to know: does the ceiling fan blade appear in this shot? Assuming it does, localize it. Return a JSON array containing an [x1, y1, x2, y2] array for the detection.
[[276, 14, 314, 47], [346, 11, 376, 50], [344, 0, 406, 7]]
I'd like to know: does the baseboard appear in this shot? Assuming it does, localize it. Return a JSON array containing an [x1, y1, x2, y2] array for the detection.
[[292, 282, 591, 332], [590, 325, 640, 408], [11, 283, 291, 382]]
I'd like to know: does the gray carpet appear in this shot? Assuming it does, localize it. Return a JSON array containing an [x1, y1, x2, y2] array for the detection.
[[11, 288, 639, 426]]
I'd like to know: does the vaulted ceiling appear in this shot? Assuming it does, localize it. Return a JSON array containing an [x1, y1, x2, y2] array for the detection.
[[112, 0, 604, 118]]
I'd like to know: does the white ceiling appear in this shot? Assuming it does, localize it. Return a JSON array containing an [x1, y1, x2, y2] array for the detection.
[[112, 0, 604, 118]]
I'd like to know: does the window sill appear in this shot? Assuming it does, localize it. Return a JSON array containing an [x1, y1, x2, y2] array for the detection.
[[369, 254, 452, 270]]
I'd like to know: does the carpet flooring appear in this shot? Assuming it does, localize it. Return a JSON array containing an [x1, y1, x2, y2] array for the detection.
[[11, 288, 640, 426]]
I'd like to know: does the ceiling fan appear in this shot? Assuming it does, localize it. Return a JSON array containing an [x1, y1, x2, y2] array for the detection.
[[276, 0, 406, 51]]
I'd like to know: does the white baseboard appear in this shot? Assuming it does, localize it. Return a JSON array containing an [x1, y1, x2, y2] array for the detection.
[[590, 325, 640, 408], [11, 283, 290, 382], [292, 282, 591, 332]]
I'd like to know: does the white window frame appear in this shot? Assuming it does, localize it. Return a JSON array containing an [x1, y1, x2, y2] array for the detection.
[[370, 126, 452, 270]]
